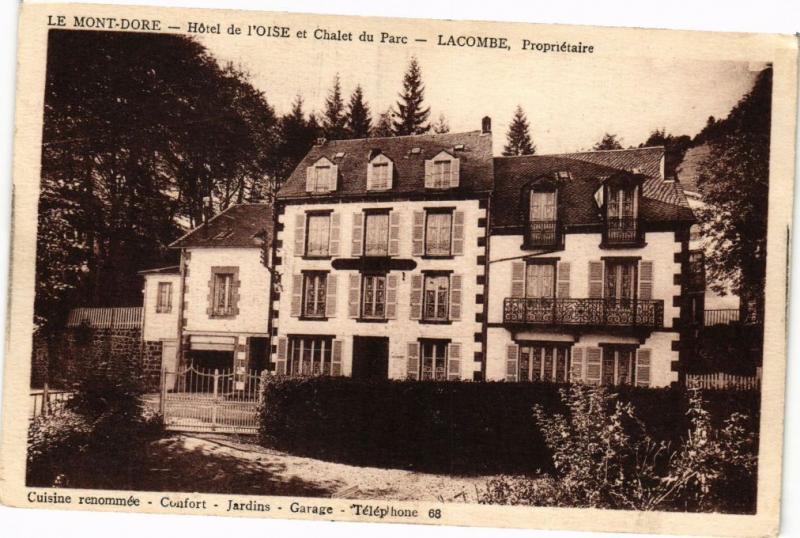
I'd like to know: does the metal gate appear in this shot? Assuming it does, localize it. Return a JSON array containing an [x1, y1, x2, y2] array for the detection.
[[160, 366, 262, 434]]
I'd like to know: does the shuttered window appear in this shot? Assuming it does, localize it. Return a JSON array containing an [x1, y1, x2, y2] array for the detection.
[[156, 282, 172, 313], [370, 162, 390, 189], [525, 263, 555, 298], [420, 339, 448, 380], [310, 165, 332, 193], [602, 345, 636, 385], [212, 273, 235, 316], [306, 214, 330, 257], [518, 343, 570, 382], [288, 336, 333, 376], [302, 272, 327, 318], [362, 274, 386, 319], [423, 274, 449, 321], [425, 211, 452, 256], [364, 212, 390, 256], [431, 160, 452, 188]]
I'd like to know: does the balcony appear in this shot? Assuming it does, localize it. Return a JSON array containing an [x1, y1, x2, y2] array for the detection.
[[503, 297, 664, 329], [525, 220, 560, 249], [604, 217, 641, 246]]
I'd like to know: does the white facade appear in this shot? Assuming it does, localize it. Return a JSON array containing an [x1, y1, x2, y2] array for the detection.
[[142, 272, 180, 342], [273, 198, 487, 380]]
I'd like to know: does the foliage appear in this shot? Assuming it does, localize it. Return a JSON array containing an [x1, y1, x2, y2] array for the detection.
[[478, 385, 757, 513], [373, 108, 395, 137], [640, 128, 692, 178], [593, 133, 624, 150], [502, 106, 536, 156], [345, 85, 372, 139], [392, 57, 431, 135], [696, 68, 771, 317], [37, 30, 279, 328], [432, 113, 451, 134], [259, 376, 758, 477], [272, 95, 320, 198], [322, 73, 347, 140]]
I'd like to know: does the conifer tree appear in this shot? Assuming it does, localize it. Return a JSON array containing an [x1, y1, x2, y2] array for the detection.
[[392, 57, 431, 135], [502, 106, 536, 156], [432, 113, 450, 134], [373, 108, 394, 137], [345, 85, 372, 139], [322, 73, 346, 140]]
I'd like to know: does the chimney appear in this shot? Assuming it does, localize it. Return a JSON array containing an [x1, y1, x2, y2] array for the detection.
[[315, 137, 326, 146], [481, 116, 492, 134]]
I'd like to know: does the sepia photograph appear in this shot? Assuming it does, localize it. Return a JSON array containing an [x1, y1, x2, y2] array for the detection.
[[1, 2, 797, 536]]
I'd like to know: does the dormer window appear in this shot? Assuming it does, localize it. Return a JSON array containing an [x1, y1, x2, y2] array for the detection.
[[367, 153, 393, 191], [602, 173, 642, 247], [306, 157, 337, 193], [523, 177, 560, 249], [424, 151, 460, 189]]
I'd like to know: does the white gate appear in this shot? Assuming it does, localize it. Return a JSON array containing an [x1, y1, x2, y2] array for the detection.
[[160, 366, 262, 434]]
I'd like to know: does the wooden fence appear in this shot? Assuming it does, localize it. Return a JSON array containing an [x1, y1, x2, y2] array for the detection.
[[703, 308, 740, 326], [685, 368, 761, 390], [66, 307, 142, 329], [30, 384, 74, 418]]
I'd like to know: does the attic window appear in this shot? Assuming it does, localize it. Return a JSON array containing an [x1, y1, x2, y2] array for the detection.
[[334, 152, 345, 159], [424, 150, 460, 189], [306, 157, 337, 193], [556, 170, 571, 181], [454, 144, 465, 151], [410, 147, 421, 154], [367, 153, 393, 191]]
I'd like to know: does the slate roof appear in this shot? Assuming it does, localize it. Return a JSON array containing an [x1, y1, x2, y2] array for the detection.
[[492, 147, 695, 230], [137, 265, 180, 275], [170, 203, 272, 249], [277, 131, 494, 200]]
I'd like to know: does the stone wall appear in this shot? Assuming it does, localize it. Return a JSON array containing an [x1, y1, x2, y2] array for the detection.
[[31, 327, 163, 392]]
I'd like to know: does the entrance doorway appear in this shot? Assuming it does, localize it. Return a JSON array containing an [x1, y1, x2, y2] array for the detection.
[[352, 336, 389, 380]]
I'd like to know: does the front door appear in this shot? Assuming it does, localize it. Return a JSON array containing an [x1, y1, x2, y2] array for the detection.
[[352, 336, 389, 380]]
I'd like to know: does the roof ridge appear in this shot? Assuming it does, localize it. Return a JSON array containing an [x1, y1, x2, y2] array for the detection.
[[321, 130, 482, 145]]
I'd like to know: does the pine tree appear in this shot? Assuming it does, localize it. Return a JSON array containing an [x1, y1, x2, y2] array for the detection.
[[345, 85, 372, 139], [502, 106, 536, 156], [322, 73, 346, 140], [432, 113, 450, 134], [274, 95, 319, 197], [593, 133, 624, 150], [392, 57, 431, 136], [372, 108, 394, 137]]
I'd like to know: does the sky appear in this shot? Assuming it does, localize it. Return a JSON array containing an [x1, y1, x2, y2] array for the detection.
[[198, 30, 763, 155]]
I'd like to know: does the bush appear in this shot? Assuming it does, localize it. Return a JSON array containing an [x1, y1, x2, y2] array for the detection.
[[258, 376, 759, 475], [478, 385, 758, 513]]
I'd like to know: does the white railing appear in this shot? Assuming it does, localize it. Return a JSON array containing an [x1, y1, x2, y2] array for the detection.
[[66, 307, 143, 329], [30, 384, 74, 418], [685, 368, 761, 390]]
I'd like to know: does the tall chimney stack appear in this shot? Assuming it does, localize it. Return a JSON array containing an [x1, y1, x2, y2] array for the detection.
[[481, 116, 492, 134]]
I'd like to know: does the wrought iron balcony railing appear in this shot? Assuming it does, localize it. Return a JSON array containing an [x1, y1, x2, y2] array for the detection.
[[526, 220, 559, 248], [503, 297, 664, 328], [605, 216, 640, 245]]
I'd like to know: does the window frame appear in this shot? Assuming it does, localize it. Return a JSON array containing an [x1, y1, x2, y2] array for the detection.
[[156, 281, 172, 314], [363, 210, 391, 257], [361, 272, 388, 320], [304, 211, 332, 258], [600, 344, 638, 386], [525, 260, 557, 299], [287, 335, 334, 376], [211, 272, 235, 317], [301, 271, 328, 319], [311, 164, 332, 193], [423, 208, 454, 258], [518, 342, 571, 383], [422, 272, 451, 322], [419, 338, 449, 380]]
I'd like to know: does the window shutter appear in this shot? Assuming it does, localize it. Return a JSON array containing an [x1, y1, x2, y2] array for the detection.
[[386, 274, 399, 319], [506, 344, 519, 382], [351, 212, 364, 256], [447, 343, 461, 380], [329, 212, 341, 256], [386, 161, 394, 189], [557, 261, 571, 298], [412, 211, 425, 256], [424, 160, 434, 188], [290, 274, 303, 317], [450, 158, 460, 187], [449, 274, 462, 321], [570, 347, 584, 383], [276, 337, 287, 375], [585, 347, 602, 385], [294, 214, 306, 256], [388, 211, 400, 256], [325, 274, 338, 318], [328, 164, 338, 191], [331, 339, 343, 376], [407, 342, 420, 380], [348, 274, 360, 319], [452, 210, 465, 255], [511, 261, 525, 297], [635, 348, 651, 387], [588, 261, 604, 299], [409, 274, 423, 320], [305, 166, 314, 192], [639, 261, 654, 300]]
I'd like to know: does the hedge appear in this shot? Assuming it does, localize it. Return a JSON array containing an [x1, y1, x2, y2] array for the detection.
[[258, 377, 760, 475]]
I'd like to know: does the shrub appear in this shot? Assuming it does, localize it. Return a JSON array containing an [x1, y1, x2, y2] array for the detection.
[[478, 385, 758, 513], [258, 376, 759, 476]]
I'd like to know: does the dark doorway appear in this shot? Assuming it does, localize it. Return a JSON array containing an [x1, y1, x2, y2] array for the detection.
[[188, 350, 233, 371], [352, 336, 389, 380], [248, 337, 270, 373]]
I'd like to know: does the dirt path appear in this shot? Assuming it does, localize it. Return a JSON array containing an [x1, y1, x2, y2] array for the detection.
[[140, 433, 499, 502]]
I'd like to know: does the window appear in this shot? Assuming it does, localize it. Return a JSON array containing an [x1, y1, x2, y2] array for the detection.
[[423, 274, 450, 321], [529, 191, 556, 222], [607, 186, 635, 219], [604, 260, 637, 305], [425, 211, 452, 256], [601, 345, 636, 385], [212, 273, 235, 316], [156, 282, 172, 313], [288, 336, 333, 375], [310, 165, 332, 193], [519, 344, 570, 382], [370, 162, 390, 190], [431, 159, 452, 188], [420, 339, 448, 380], [525, 263, 555, 298], [303, 272, 327, 318], [362, 274, 386, 319], [305, 213, 331, 257], [364, 212, 389, 256]]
